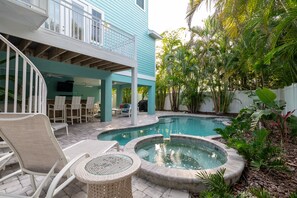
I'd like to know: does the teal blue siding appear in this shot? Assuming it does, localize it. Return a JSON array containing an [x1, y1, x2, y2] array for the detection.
[[31, 57, 103, 101], [112, 73, 155, 87], [86, 0, 156, 77], [31, 57, 112, 80]]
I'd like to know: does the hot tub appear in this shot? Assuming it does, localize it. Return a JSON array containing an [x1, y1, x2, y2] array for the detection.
[[124, 134, 245, 193]]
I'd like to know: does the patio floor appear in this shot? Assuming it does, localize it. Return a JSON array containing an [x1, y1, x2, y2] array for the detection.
[[0, 112, 191, 198]]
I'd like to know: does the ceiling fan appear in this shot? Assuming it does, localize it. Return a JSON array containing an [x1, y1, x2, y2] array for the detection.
[[44, 73, 64, 78]]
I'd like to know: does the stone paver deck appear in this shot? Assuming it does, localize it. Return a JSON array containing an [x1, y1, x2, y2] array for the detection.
[[0, 112, 192, 198]]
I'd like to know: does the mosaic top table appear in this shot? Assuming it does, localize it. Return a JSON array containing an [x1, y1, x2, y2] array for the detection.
[[74, 152, 141, 198]]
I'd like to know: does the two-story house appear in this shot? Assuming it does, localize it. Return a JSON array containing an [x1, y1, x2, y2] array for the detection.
[[0, 0, 161, 124]]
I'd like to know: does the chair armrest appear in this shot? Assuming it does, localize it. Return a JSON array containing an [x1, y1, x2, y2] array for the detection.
[[48, 104, 54, 108], [46, 153, 90, 198], [32, 161, 59, 198], [65, 104, 73, 109], [0, 152, 14, 170], [0, 161, 58, 198]]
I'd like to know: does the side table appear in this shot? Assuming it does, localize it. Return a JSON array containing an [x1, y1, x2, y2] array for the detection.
[[112, 108, 121, 116], [75, 152, 141, 198]]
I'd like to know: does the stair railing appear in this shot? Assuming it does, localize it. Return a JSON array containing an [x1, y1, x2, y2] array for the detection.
[[0, 34, 47, 114]]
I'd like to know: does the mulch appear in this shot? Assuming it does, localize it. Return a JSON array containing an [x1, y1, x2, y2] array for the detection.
[[232, 136, 297, 197]]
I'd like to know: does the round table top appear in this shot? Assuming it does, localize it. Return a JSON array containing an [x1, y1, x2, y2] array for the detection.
[[75, 152, 141, 184]]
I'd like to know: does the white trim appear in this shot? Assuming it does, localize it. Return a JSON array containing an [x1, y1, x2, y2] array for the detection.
[[148, 30, 162, 39], [89, 7, 104, 46], [115, 71, 155, 81], [135, 0, 145, 11]]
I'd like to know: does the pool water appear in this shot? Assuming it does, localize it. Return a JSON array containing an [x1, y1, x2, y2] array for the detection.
[[98, 116, 225, 146], [136, 139, 227, 170]]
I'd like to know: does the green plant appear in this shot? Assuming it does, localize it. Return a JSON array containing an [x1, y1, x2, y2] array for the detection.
[[226, 128, 284, 170], [287, 115, 297, 137], [289, 192, 297, 198], [215, 89, 288, 171], [249, 187, 271, 198], [122, 88, 131, 103], [197, 168, 233, 198], [181, 87, 205, 113], [138, 87, 148, 100], [252, 88, 295, 142]]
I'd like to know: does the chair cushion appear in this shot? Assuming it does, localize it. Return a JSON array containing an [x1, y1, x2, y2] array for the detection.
[[123, 104, 130, 108]]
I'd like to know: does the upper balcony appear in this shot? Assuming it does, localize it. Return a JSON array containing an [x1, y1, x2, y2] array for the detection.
[[0, 0, 48, 29], [43, 0, 136, 60], [0, 0, 137, 72]]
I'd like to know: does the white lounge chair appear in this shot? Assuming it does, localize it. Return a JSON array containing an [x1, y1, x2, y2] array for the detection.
[[51, 122, 69, 136], [0, 151, 14, 171], [0, 113, 119, 197]]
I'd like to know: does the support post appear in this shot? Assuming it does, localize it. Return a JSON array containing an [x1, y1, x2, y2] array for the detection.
[[116, 86, 123, 108], [131, 67, 138, 125], [101, 74, 112, 122], [148, 83, 155, 115]]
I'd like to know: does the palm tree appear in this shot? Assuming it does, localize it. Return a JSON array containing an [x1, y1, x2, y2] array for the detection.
[[187, 0, 297, 88], [159, 29, 186, 111]]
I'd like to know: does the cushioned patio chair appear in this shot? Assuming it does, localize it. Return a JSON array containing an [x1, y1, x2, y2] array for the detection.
[[0, 113, 119, 197], [120, 103, 132, 117], [120, 103, 139, 117]]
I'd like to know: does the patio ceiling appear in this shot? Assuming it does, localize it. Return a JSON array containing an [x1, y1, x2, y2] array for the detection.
[[0, 33, 131, 72]]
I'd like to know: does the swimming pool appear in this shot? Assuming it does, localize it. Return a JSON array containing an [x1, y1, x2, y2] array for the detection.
[[98, 116, 225, 145]]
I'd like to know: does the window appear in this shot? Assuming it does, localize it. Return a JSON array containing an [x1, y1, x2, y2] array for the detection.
[[72, 2, 84, 40], [91, 9, 102, 44], [136, 0, 145, 10], [44, 0, 60, 33]]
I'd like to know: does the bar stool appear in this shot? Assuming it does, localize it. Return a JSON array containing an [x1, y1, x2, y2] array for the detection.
[[48, 96, 66, 123], [81, 97, 95, 122], [66, 96, 81, 125]]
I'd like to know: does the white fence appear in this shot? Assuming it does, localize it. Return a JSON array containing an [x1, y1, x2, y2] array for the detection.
[[163, 83, 297, 116]]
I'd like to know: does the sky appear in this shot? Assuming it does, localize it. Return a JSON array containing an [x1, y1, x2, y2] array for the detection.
[[148, 0, 214, 34]]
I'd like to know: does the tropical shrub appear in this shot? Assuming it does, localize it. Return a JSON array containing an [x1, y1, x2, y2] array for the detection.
[[181, 87, 205, 113], [197, 168, 233, 198], [289, 192, 297, 198], [215, 88, 290, 170], [122, 88, 131, 104], [249, 188, 271, 198], [210, 85, 236, 114]]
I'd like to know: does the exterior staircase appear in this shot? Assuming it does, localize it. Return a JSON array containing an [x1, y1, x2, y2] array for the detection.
[[0, 34, 47, 114]]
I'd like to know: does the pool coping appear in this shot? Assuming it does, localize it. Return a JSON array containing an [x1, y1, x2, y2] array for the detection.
[[124, 134, 245, 193], [97, 113, 230, 140]]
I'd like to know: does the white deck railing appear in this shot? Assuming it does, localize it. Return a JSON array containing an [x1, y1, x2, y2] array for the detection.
[[44, 0, 136, 60], [14, 0, 48, 13], [0, 34, 47, 114]]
